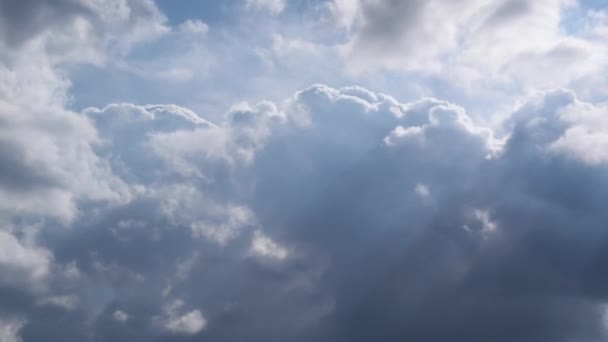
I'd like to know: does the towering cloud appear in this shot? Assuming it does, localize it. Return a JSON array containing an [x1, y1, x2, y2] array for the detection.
[[0, 0, 607, 341], [4, 78, 608, 341]]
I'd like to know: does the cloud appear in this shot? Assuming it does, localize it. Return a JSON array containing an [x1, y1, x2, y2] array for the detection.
[[155, 300, 206, 336], [549, 100, 608, 164], [414, 182, 432, 204], [0, 0, 91, 47], [333, 0, 607, 95], [177, 19, 209, 35], [112, 310, 130, 322], [36, 295, 79, 311], [249, 230, 288, 260], [0, 317, 25, 342], [1, 1, 608, 341], [246, 0, 286, 14], [190, 204, 255, 245], [0, 230, 51, 288], [3, 65, 608, 341], [0, 0, 176, 222], [0, 68, 129, 221], [0, 0, 170, 66]]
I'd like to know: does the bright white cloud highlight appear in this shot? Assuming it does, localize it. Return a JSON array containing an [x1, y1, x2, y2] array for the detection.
[[0, 318, 25, 342], [0, 230, 51, 287], [157, 300, 207, 336], [250, 230, 288, 260], [113, 310, 130, 322]]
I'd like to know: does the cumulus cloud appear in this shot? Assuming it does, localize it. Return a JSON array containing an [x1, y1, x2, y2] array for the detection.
[[112, 310, 130, 322], [164, 309, 206, 335], [0, 0, 169, 65], [250, 230, 288, 260], [82, 82, 606, 341], [333, 0, 608, 95], [155, 300, 206, 336], [0, 229, 51, 289], [0, 100, 129, 221], [4, 65, 608, 341], [0, 0, 175, 222], [1, 1, 608, 341], [550, 100, 608, 164]]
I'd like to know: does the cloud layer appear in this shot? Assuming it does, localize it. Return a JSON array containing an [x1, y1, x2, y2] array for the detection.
[[1, 0, 608, 341], [4, 79, 608, 341]]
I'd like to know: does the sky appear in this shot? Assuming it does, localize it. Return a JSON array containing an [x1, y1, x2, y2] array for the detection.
[[0, 0, 607, 341]]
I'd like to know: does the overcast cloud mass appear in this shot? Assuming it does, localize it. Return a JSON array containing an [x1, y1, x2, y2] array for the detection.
[[0, 0, 608, 341]]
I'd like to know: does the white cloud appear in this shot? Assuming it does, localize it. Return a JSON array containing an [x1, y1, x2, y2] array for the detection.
[[164, 310, 206, 335], [113, 310, 130, 322], [178, 19, 209, 35], [322, 0, 361, 30], [271, 34, 319, 56], [472, 209, 498, 236], [247, 0, 286, 14], [250, 230, 288, 260], [157, 300, 207, 336], [153, 184, 256, 245], [83, 102, 217, 181], [333, 0, 607, 96], [36, 295, 80, 311], [81, 0, 170, 57], [338, 0, 486, 72], [414, 183, 432, 202], [500, 88, 608, 165], [191, 205, 256, 245], [384, 101, 499, 158], [145, 100, 282, 176], [0, 230, 51, 288], [0, 317, 25, 342], [0, 103, 130, 219], [550, 102, 608, 165], [0, 0, 176, 223]]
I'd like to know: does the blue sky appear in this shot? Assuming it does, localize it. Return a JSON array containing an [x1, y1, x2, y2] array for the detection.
[[0, 1, 608, 341], [63, 0, 608, 123]]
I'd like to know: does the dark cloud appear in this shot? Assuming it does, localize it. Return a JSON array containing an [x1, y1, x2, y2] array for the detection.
[[0, 0, 603, 341], [4, 83, 606, 342], [356, 0, 427, 49], [1, 2, 608, 340], [0, 139, 55, 191], [0, 0, 91, 46], [482, 0, 533, 27], [0, 0, 169, 71]]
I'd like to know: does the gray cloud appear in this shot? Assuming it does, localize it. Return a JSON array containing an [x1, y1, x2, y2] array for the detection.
[[0, 0, 90, 46], [333, 0, 608, 98], [2, 1, 608, 341], [11, 83, 606, 341]]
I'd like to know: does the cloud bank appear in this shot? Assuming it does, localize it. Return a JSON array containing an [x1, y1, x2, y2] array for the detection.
[[4, 79, 608, 341], [1, 0, 608, 341]]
